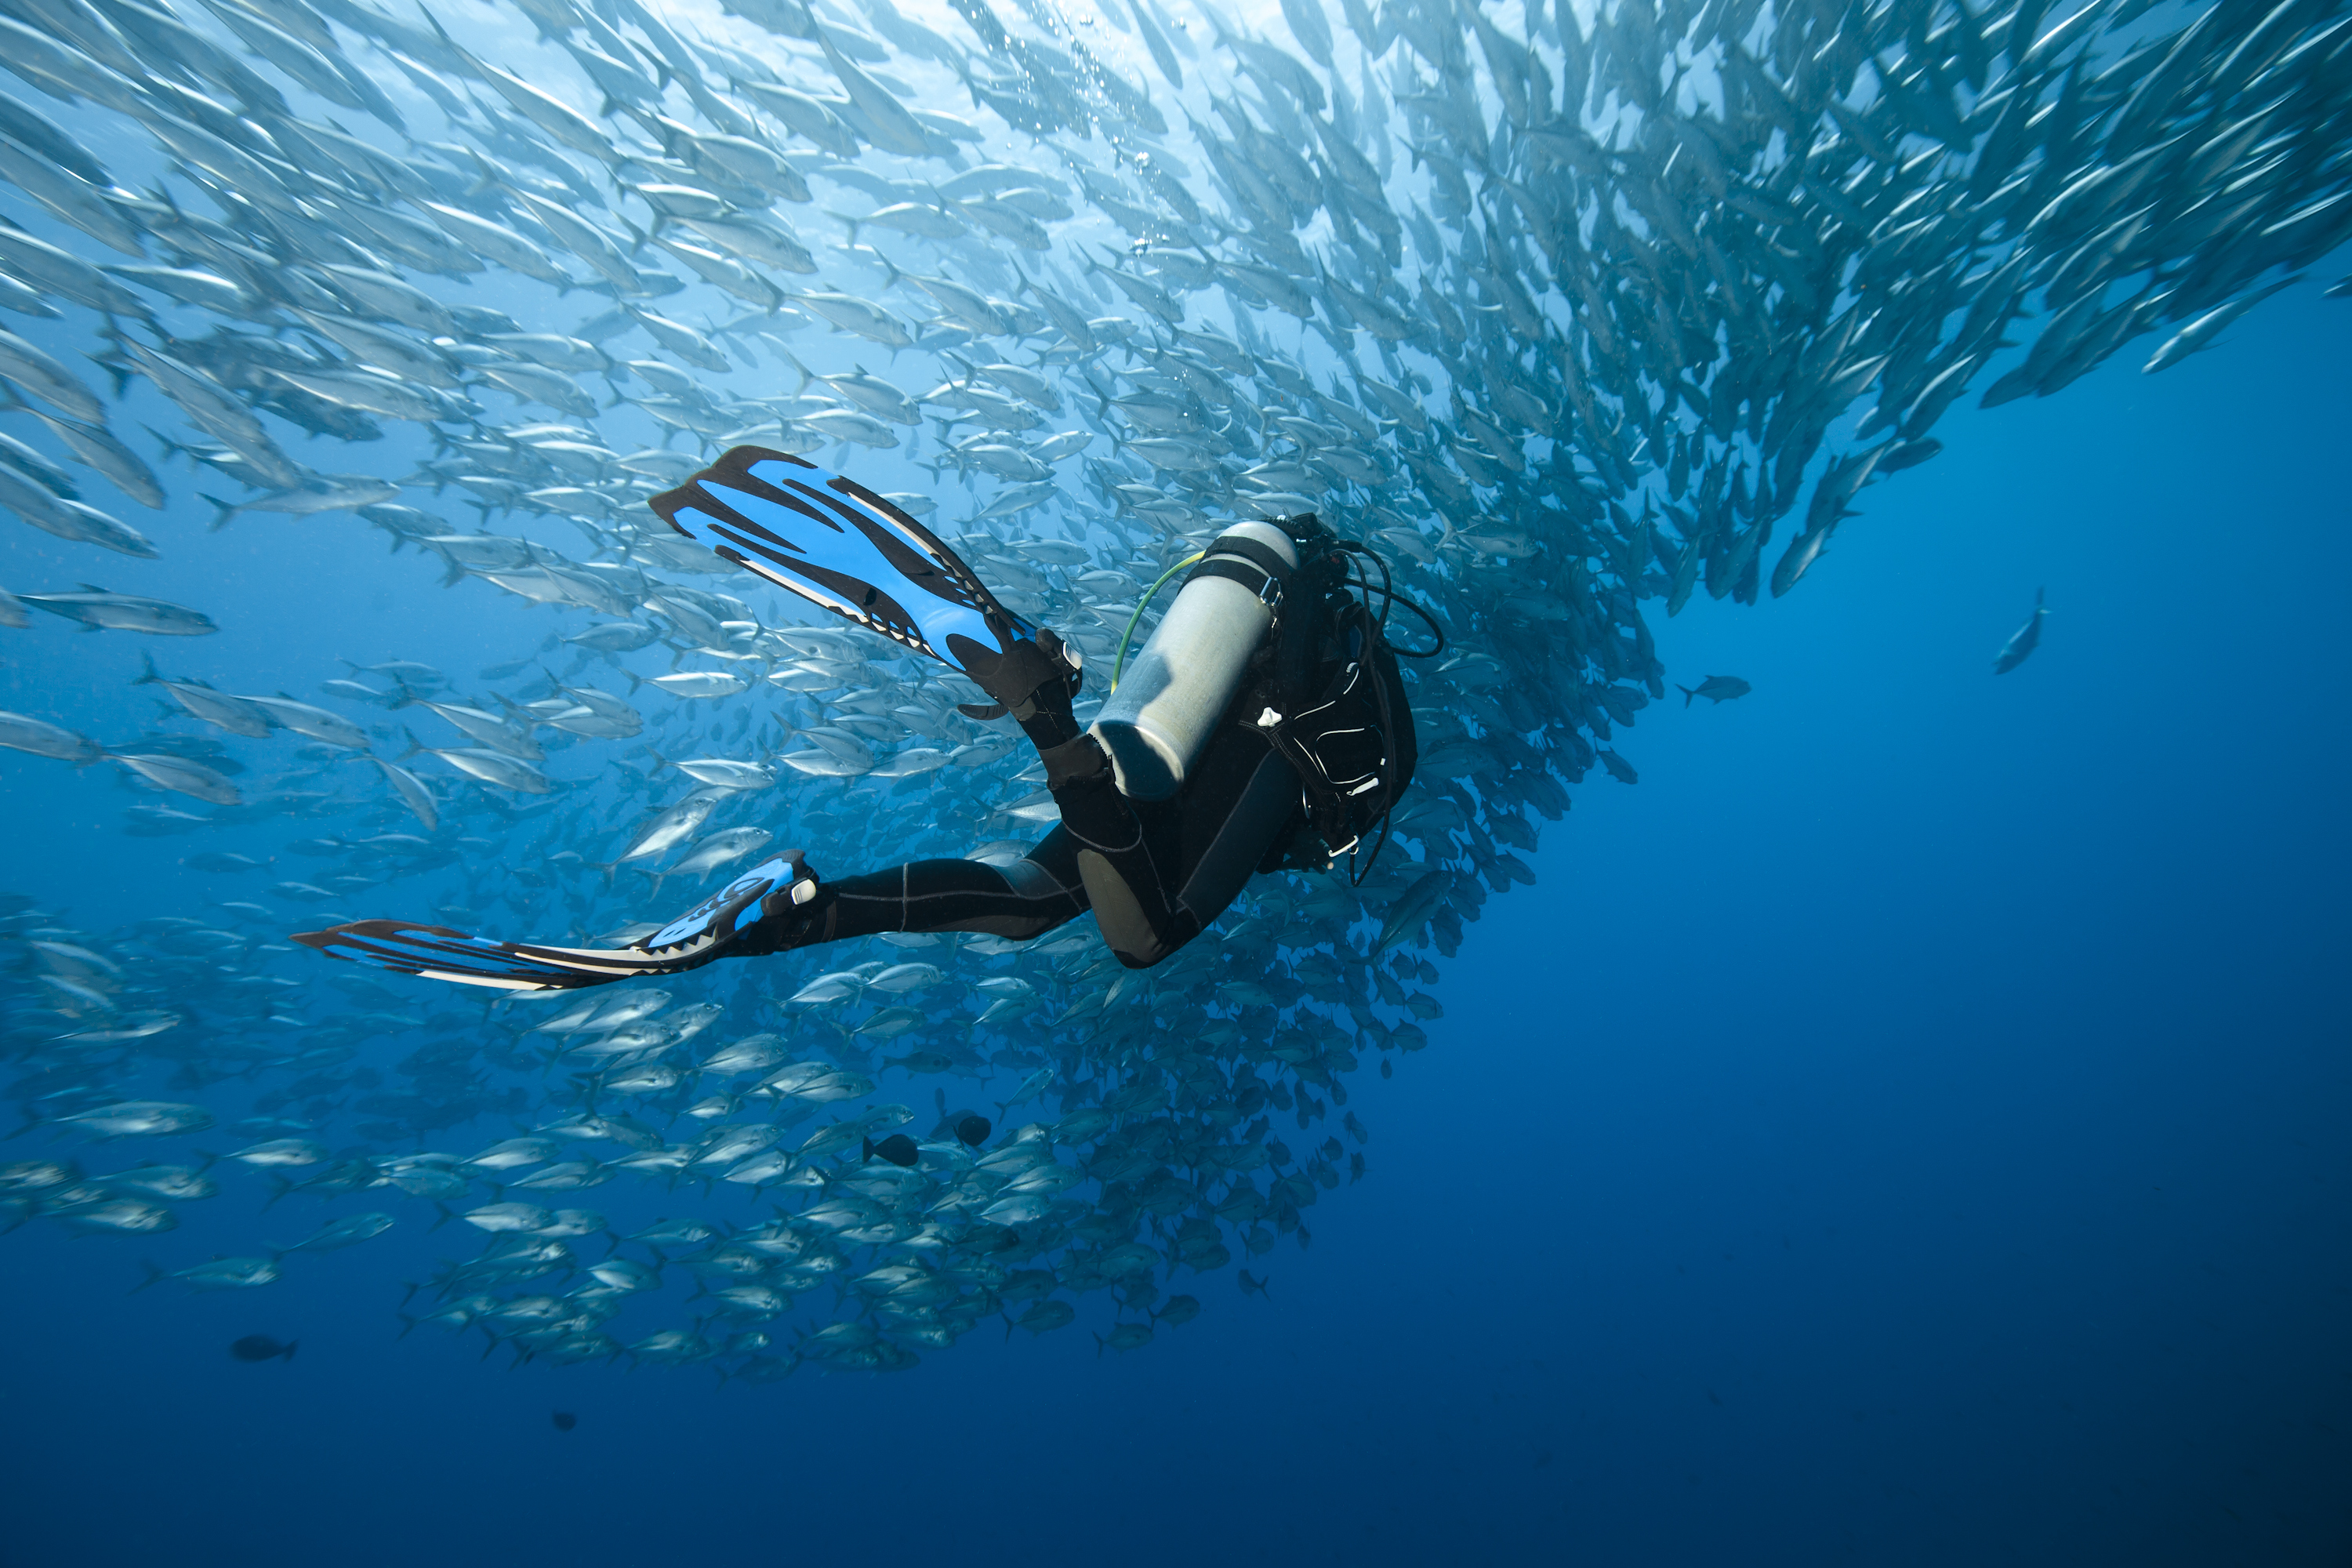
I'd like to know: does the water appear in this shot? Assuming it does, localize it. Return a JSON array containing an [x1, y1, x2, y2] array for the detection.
[[3, 0, 2350, 1557]]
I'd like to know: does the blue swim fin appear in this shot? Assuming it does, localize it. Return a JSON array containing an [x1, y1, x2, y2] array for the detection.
[[649, 447, 1036, 674], [288, 920, 677, 991], [292, 855, 819, 992]]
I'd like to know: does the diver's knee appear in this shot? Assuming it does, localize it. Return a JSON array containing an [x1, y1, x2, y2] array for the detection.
[[1076, 850, 1174, 968]]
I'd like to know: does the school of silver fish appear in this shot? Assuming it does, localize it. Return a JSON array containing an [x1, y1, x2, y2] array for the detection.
[[1, 0, 2345, 1377]]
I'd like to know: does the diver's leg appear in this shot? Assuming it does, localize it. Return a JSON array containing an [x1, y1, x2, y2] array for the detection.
[[1162, 722, 1305, 926], [1044, 750, 1188, 967], [949, 634, 1194, 964], [1054, 722, 1305, 968], [807, 826, 1089, 942]]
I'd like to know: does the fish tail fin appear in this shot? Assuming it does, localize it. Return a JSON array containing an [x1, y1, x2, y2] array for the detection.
[[282, 1339, 297, 1361], [132, 1260, 164, 1294], [1003, 1312, 1016, 1341], [430, 1201, 455, 1232], [395, 1312, 419, 1339], [260, 1174, 292, 1210], [1678, 684, 1695, 706], [91, 353, 135, 401], [399, 728, 425, 760], [133, 649, 161, 686], [1092, 1331, 1105, 1357], [201, 493, 236, 531]]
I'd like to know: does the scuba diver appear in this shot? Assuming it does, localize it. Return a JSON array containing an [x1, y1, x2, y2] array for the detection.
[[294, 446, 1438, 991]]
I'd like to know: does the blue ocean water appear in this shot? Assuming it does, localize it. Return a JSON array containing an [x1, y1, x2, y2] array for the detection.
[[4, 0, 2351, 1552], [3, 245, 2346, 1568]]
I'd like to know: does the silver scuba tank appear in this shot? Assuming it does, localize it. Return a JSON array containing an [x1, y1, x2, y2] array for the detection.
[[1088, 521, 1300, 800]]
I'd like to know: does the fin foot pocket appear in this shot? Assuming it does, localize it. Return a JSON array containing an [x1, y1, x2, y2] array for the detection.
[[642, 852, 823, 960]]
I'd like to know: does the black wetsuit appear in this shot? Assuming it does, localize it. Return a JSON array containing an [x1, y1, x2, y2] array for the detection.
[[796, 697, 1312, 969]]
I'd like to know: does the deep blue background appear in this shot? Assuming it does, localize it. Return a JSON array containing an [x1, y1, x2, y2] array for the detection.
[[3, 285, 2347, 1565]]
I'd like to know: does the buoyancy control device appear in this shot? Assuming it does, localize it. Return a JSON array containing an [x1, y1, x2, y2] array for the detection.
[[1095, 513, 1445, 879], [1245, 519, 1439, 879]]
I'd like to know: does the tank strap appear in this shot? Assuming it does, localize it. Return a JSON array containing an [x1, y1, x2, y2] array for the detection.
[[1200, 533, 1296, 584], [1181, 555, 1285, 611], [1180, 531, 1301, 612]]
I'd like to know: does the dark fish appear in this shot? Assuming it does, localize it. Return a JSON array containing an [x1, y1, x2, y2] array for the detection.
[[183, 852, 270, 873], [1879, 439, 1944, 474], [229, 1334, 296, 1362], [955, 1115, 991, 1147], [550, 1410, 578, 1431], [1676, 676, 1752, 707], [863, 1133, 920, 1167], [1994, 590, 2048, 674], [1004, 1298, 1076, 1337], [1152, 1294, 1201, 1327]]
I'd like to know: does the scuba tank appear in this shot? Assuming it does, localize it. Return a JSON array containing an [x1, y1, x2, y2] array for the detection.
[[1090, 521, 1299, 800]]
